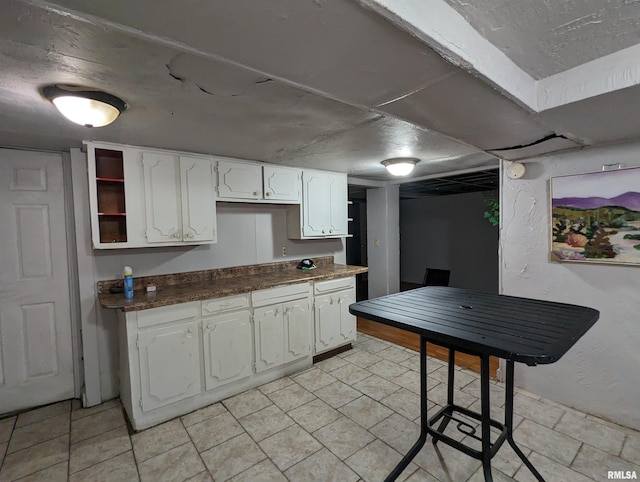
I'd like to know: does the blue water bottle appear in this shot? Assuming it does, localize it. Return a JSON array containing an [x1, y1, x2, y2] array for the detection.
[[123, 266, 134, 299]]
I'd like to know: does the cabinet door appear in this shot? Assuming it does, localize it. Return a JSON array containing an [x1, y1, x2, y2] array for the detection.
[[263, 166, 301, 202], [314, 294, 341, 353], [328, 173, 348, 236], [338, 289, 356, 344], [180, 156, 217, 242], [217, 161, 262, 200], [302, 171, 330, 236], [202, 310, 252, 390], [254, 305, 284, 372], [138, 321, 201, 412], [283, 299, 311, 363], [142, 152, 182, 243]]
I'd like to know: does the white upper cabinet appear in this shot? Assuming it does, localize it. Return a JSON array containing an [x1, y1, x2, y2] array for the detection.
[[143, 152, 217, 245], [217, 160, 301, 203], [287, 170, 348, 239]]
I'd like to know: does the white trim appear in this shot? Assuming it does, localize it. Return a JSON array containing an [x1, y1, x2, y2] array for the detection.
[[69, 148, 102, 406]]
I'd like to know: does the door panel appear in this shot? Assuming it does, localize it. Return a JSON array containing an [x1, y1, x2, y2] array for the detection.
[[338, 289, 357, 343], [263, 166, 300, 201], [314, 295, 340, 353], [217, 161, 262, 199], [254, 305, 284, 372], [142, 152, 181, 243], [0, 149, 74, 414], [284, 300, 310, 363], [180, 156, 216, 242]]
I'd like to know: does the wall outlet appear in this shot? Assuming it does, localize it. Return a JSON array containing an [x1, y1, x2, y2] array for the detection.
[[281, 246, 287, 256]]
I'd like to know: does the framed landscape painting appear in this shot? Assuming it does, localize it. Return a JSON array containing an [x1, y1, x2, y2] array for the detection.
[[550, 167, 640, 265]]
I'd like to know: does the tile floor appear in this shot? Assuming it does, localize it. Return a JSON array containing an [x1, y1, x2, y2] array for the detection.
[[1, 333, 639, 481]]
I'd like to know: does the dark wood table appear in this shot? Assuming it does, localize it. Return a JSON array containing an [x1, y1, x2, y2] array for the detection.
[[349, 286, 599, 482]]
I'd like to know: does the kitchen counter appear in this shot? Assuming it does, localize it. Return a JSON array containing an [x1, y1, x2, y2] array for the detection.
[[98, 256, 367, 312]]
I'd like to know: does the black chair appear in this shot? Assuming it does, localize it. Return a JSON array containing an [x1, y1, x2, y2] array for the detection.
[[423, 268, 450, 287]]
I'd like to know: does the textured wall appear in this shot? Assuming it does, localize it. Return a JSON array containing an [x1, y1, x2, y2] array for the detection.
[[501, 144, 640, 431]]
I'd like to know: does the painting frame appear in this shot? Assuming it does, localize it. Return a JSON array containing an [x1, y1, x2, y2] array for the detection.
[[550, 166, 640, 266]]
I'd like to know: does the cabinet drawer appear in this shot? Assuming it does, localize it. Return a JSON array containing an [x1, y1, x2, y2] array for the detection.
[[202, 293, 250, 315], [314, 276, 355, 295], [136, 301, 199, 329], [252, 282, 311, 307]]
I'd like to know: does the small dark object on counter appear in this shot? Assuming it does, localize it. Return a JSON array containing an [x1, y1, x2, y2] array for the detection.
[[109, 285, 124, 294], [297, 259, 316, 270]]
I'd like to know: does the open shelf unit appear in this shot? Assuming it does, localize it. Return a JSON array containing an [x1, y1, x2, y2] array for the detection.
[[94, 148, 127, 243]]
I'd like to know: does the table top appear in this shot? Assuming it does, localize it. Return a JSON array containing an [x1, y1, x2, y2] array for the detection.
[[349, 287, 599, 365]]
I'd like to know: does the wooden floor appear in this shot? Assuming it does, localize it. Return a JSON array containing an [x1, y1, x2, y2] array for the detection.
[[357, 317, 499, 378]]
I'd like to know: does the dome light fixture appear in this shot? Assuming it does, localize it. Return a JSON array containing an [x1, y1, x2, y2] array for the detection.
[[381, 157, 418, 176], [42, 84, 127, 128]]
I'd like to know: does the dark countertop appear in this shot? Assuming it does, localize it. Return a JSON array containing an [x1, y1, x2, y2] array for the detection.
[[99, 263, 367, 312]]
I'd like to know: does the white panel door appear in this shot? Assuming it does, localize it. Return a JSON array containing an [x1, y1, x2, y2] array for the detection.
[[283, 299, 311, 363], [338, 289, 357, 344], [203, 311, 252, 390], [328, 173, 348, 235], [314, 295, 341, 354], [142, 152, 182, 243], [0, 149, 74, 414], [253, 305, 284, 373], [263, 166, 301, 202], [217, 161, 262, 200], [138, 321, 201, 412], [302, 172, 330, 236], [180, 156, 216, 242]]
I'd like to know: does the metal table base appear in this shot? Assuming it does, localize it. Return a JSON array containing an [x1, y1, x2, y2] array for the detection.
[[385, 336, 546, 482]]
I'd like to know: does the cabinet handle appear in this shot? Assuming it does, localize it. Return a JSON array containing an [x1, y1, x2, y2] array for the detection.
[[322, 229, 326, 234], [274, 308, 280, 316], [253, 191, 259, 196], [173, 232, 181, 239], [338, 297, 343, 304], [329, 229, 333, 234], [207, 323, 212, 330], [329, 297, 334, 305], [185, 232, 194, 239], [187, 328, 193, 334], [265, 191, 271, 196]]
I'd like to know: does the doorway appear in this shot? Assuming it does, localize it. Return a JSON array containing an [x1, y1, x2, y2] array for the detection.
[[346, 186, 368, 301]]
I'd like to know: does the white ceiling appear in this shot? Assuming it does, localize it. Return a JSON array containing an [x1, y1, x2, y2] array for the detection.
[[2, 0, 640, 181]]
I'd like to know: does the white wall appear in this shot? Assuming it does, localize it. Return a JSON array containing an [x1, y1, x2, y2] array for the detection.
[[400, 191, 499, 292], [367, 185, 400, 298], [70, 151, 346, 402], [501, 143, 640, 431]]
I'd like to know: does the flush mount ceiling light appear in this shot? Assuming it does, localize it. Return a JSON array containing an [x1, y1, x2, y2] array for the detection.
[[42, 84, 127, 127], [381, 157, 418, 176]]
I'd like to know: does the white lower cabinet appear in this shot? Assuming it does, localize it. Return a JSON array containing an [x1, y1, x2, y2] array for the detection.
[[313, 276, 357, 354], [137, 320, 202, 412], [202, 310, 252, 390]]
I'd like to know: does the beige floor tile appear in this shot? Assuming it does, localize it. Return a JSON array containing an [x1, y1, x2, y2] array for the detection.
[[185, 411, 244, 453], [381, 388, 422, 421], [238, 404, 294, 441], [622, 433, 640, 464], [515, 451, 593, 482], [70, 399, 120, 421], [339, 395, 394, 429], [259, 425, 322, 471], [313, 356, 348, 373], [138, 441, 204, 482], [183, 471, 212, 482], [427, 383, 478, 409], [69, 425, 131, 474], [489, 438, 530, 477], [15, 401, 70, 429], [285, 447, 359, 482], [512, 419, 581, 466], [257, 376, 295, 395], [0, 417, 16, 444], [200, 432, 266, 480], [404, 468, 440, 481], [555, 410, 625, 455], [358, 338, 390, 354], [367, 359, 409, 380], [468, 466, 515, 482], [8, 413, 70, 454], [180, 402, 227, 428], [313, 417, 375, 459], [0, 442, 7, 460], [14, 460, 68, 482], [342, 350, 383, 368], [0, 435, 69, 481], [131, 418, 190, 463], [413, 440, 482, 482], [335, 347, 358, 358], [392, 370, 424, 395], [292, 368, 337, 392], [267, 383, 315, 412], [314, 381, 361, 408], [353, 374, 401, 401], [346, 439, 417, 482], [329, 363, 372, 386], [229, 459, 287, 482], [222, 389, 272, 419], [68, 450, 138, 482], [468, 397, 514, 423], [430, 365, 477, 390], [512, 393, 564, 429], [287, 398, 341, 433], [377, 346, 413, 364], [369, 413, 420, 454], [570, 443, 640, 481], [70, 406, 125, 445]]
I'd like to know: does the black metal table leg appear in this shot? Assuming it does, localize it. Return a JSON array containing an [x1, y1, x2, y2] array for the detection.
[[504, 360, 546, 482], [432, 348, 455, 444], [384, 334, 429, 482], [480, 354, 493, 481]]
